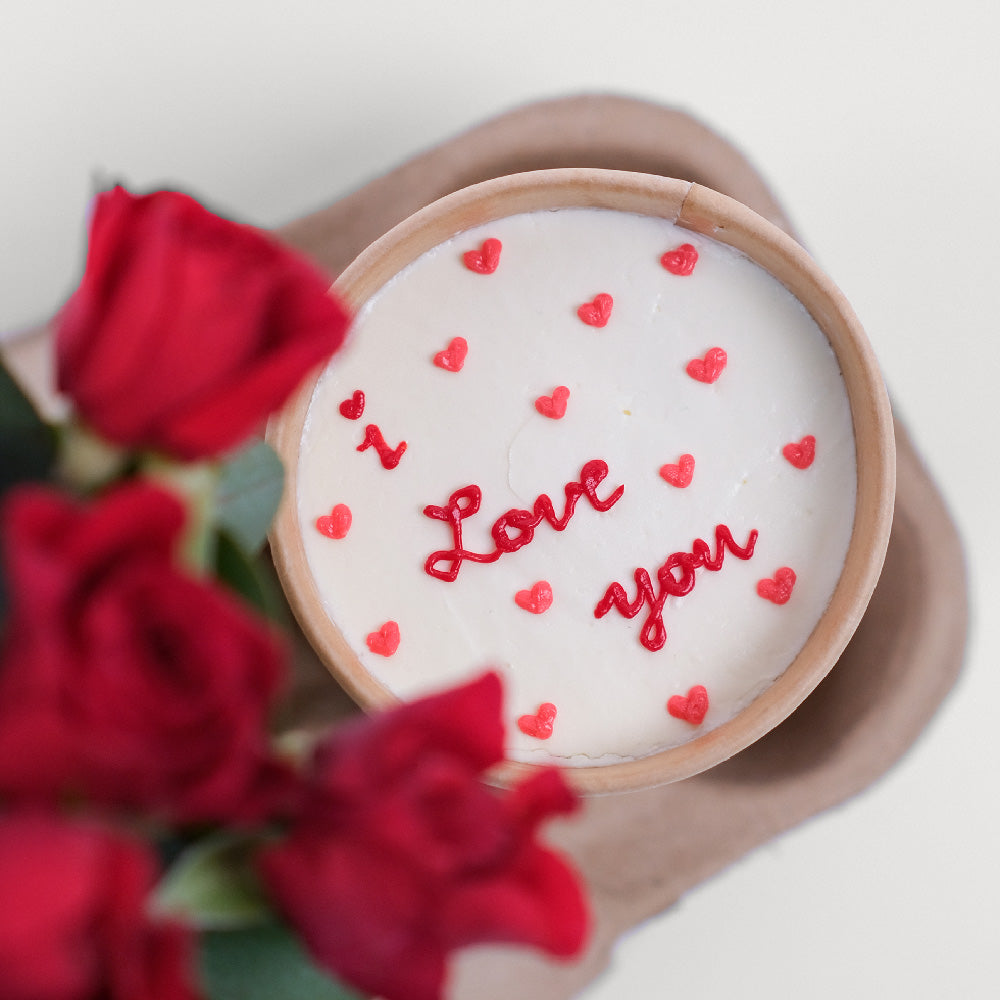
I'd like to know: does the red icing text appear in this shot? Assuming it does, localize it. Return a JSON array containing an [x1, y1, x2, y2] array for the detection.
[[595, 524, 758, 651], [423, 459, 624, 582], [358, 424, 407, 469]]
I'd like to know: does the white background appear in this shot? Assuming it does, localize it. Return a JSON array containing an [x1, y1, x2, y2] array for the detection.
[[2, 1, 997, 996]]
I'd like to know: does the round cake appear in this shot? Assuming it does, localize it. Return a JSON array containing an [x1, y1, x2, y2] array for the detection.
[[270, 171, 894, 790]]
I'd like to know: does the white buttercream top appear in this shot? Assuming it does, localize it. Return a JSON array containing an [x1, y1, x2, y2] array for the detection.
[[296, 208, 857, 765]]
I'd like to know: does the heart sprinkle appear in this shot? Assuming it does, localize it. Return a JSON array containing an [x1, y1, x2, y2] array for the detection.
[[517, 702, 557, 740], [577, 293, 613, 328], [659, 453, 695, 488], [515, 581, 554, 615], [433, 336, 468, 372], [315, 503, 352, 540], [660, 242, 699, 276], [463, 237, 502, 274], [338, 390, 365, 420], [534, 386, 570, 419], [782, 435, 816, 469], [366, 620, 400, 657], [667, 684, 709, 725], [685, 347, 728, 384], [757, 568, 797, 605]]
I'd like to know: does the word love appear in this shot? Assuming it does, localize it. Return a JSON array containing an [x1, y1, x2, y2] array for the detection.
[[423, 459, 624, 582], [595, 524, 758, 651]]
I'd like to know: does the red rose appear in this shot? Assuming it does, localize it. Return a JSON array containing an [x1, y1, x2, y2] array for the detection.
[[0, 481, 293, 824], [0, 812, 200, 1000], [258, 672, 588, 1000], [56, 186, 350, 460]]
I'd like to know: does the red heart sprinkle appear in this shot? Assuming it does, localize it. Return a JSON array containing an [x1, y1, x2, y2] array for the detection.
[[757, 568, 797, 605], [660, 243, 699, 276], [685, 347, 727, 384], [517, 702, 557, 739], [515, 581, 554, 615], [463, 237, 502, 274], [433, 336, 468, 372], [339, 390, 365, 420], [315, 503, 352, 539], [577, 292, 613, 327], [782, 435, 816, 469], [659, 453, 695, 488], [366, 620, 400, 657], [667, 684, 709, 725], [534, 386, 570, 419]]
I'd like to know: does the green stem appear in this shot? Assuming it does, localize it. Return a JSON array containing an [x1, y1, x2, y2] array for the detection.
[[55, 420, 129, 493], [142, 457, 221, 575]]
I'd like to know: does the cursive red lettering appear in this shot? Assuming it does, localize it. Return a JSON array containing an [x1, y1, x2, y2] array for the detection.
[[358, 424, 407, 469], [595, 524, 758, 651], [423, 460, 624, 582], [422, 485, 501, 581]]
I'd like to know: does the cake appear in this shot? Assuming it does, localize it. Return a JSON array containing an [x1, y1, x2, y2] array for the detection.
[[270, 171, 893, 787]]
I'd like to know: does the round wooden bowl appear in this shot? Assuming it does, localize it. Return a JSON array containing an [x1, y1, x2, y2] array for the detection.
[[267, 168, 896, 793]]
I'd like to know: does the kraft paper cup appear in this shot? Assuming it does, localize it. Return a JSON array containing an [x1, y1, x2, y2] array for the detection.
[[268, 169, 895, 793]]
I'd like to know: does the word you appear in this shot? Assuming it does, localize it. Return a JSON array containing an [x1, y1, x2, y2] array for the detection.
[[595, 524, 758, 651]]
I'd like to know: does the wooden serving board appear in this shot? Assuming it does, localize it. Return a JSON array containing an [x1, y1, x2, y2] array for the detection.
[[2, 94, 967, 1000], [272, 95, 968, 999]]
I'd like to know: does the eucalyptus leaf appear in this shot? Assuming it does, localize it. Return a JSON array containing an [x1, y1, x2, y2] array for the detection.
[[200, 923, 365, 1000], [0, 358, 56, 494], [214, 530, 286, 622], [155, 831, 271, 931], [215, 440, 285, 554]]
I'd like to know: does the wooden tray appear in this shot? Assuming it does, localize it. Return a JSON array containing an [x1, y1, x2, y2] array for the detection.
[[272, 95, 968, 999], [2, 94, 967, 999]]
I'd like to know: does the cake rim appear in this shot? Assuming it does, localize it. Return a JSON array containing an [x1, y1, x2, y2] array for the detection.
[[266, 167, 896, 794]]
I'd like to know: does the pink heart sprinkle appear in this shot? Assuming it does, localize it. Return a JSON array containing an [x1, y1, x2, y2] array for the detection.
[[433, 336, 468, 372], [463, 237, 502, 274], [577, 293, 613, 328], [667, 684, 709, 725], [366, 621, 400, 656], [338, 390, 365, 420], [534, 386, 570, 419], [517, 702, 557, 740], [782, 435, 816, 469], [315, 503, 352, 539], [685, 347, 727, 384], [515, 581, 554, 615], [659, 453, 695, 488], [757, 568, 797, 605], [660, 243, 699, 276]]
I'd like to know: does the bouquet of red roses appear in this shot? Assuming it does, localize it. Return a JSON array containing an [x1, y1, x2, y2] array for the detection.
[[0, 188, 588, 1000]]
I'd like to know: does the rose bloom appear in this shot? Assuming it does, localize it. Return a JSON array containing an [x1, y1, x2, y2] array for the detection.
[[56, 186, 350, 460], [0, 481, 292, 824], [0, 812, 200, 1000], [259, 672, 588, 1000]]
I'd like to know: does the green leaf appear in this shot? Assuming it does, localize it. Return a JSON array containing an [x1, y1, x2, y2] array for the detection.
[[200, 923, 366, 1000], [155, 831, 271, 931], [215, 440, 285, 554], [214, 530, 287, 623], [0, 357, 56, 494]]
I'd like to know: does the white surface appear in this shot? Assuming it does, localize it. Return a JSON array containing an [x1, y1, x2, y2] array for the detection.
[[297, 208, 856, 765], [1, 1, 996, 996]]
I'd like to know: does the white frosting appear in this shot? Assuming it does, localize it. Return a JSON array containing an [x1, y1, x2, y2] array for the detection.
[[296, 208, 857, 765]]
